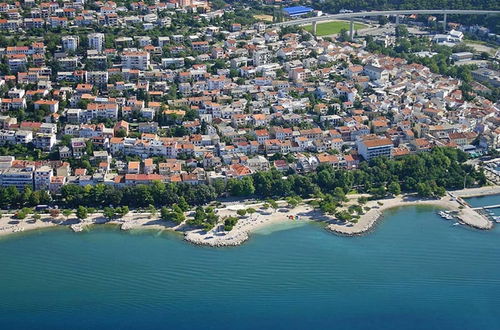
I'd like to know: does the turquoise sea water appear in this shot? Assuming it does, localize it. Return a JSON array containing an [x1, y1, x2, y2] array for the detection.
[[0, 203, 499, 330], [467, 195, 500, 214]]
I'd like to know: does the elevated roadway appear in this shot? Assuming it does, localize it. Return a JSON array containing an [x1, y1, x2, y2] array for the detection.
[[272, 10, 500, 37]]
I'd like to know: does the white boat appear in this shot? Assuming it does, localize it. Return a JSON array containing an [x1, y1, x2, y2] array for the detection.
[[453, 222, 461, 226], [438, 211, 454, 220]]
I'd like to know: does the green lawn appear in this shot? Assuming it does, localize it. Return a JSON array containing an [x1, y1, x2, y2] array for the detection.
[[464, 38, 499, 49], [304, 21, 367, 36]]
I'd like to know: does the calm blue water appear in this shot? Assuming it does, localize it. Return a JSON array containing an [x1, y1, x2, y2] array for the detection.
[[467, 195, 500, 218], [0, 203, 499, 330]]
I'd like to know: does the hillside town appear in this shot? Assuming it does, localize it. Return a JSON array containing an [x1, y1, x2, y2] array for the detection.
[[0, 0, 498, 196]]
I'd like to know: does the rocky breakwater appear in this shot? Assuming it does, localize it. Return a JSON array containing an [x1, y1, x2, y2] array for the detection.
[[326, 207, 383, 236], [70, 222, 87, 232], [457, 207, 494, 230], [120, 221, 135, 230], [184, 229, 249, 247]]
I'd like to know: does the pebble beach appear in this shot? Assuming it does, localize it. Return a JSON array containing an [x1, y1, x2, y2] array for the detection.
[[0, 187, 496, 246]]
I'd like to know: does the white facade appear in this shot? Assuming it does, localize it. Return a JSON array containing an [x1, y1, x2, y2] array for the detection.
[[357, 138, 393, 161], [34, 166, 53, 190], [62, 35, 79, 52], [88, 33, 105, 52], [86, 71, 109, 87], [121, 51, 150, 70]]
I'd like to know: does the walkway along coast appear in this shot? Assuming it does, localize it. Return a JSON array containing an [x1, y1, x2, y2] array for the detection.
[[0, 186, 497, 246]]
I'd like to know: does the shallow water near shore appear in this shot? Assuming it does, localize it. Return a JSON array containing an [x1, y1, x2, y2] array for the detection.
[[0, 203, 499, 329]]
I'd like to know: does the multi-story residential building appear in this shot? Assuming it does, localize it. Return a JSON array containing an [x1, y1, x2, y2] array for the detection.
[[364, 64, 389, 82], [121, 51, 150, 70], [34, 165, 53, 190], [88, 33, 105, 52], [357, 136, 394, 161], [33, 133, 56, 151], [62, 35, 79, 52], [71, 138, 86, 158], [0, 167, 34, 189], [252, 50, 270, 66], [86, 71, 109, 87]]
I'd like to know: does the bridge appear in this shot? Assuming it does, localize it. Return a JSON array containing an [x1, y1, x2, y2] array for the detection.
[[272, 10, 500, 38]]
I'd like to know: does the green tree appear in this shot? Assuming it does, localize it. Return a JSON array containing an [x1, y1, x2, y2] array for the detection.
[[76, 206, 88, 220], [358, 196, 368, 205], [178, 196, 190, 212], [416, 182, 433, 198], [395, 25, 409, 38], [160, 206, 169, 221], [333, 187, 347, 202], [335, 210, 352, 222], [224, 216, 238, 231], [115, 206, 129, 217], [388, 182, 401, 196], [32, 212, 41, 222], [62, 209, 72, 219], [228, 176, 255, 196], [103, 207, 115, 220], [286, 196, 299, 208], [148, 204, 157, 218]]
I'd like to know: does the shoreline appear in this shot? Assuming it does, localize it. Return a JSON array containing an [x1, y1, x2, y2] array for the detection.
[[0, 187, 496, 246], [325, 195, 493, 236]]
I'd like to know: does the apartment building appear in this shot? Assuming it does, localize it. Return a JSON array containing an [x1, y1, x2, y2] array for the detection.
[[61, 35, 79, 52], [357, 136, 394, 161], [88, 33, 105, 52], [121, 51, 150, 70], [0, 167, 34, 189]]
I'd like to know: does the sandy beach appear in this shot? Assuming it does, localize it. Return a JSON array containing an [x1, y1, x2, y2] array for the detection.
[[0, 188, 495, 245]]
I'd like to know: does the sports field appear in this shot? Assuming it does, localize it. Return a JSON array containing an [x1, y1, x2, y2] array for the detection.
[[304, 21, 368, 36], [253, 14, 273, 22]]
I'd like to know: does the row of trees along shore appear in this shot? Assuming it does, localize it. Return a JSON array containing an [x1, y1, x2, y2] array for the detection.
[[0, 147, 486, 212]]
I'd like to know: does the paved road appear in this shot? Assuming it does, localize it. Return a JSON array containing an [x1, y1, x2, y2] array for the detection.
[[273, 10, 500, 27]]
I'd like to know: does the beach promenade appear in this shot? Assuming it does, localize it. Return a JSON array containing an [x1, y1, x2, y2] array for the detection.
[[0, 186, 497, 245]]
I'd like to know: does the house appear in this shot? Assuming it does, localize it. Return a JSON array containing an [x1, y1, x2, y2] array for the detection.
[[127, 161, 140, 174], [114, 120, 129, 136], [143, 158, 155, 174]]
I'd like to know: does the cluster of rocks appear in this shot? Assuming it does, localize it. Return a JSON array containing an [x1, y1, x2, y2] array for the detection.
[[184, 231, 249, 247]]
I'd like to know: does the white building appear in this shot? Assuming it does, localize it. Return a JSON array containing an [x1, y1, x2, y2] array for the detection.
[[121, 51, 150, 70], [62, 35, 79, 52], [86, 71, 109, 87], [364, 64, 389, 82], [357, 137, 393, 161], [88, 33, 105, 52], [0, 167, 34, 190], [34, 166, 53, 190], [252, 50, 270, 66], [33, 133, 56, 151]]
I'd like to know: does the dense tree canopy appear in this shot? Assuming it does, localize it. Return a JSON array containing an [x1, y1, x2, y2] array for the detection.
[[5, 148, 485, 212]]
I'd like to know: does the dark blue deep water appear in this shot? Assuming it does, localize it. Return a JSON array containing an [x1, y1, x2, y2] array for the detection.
[[1, 204, 499, 330]]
